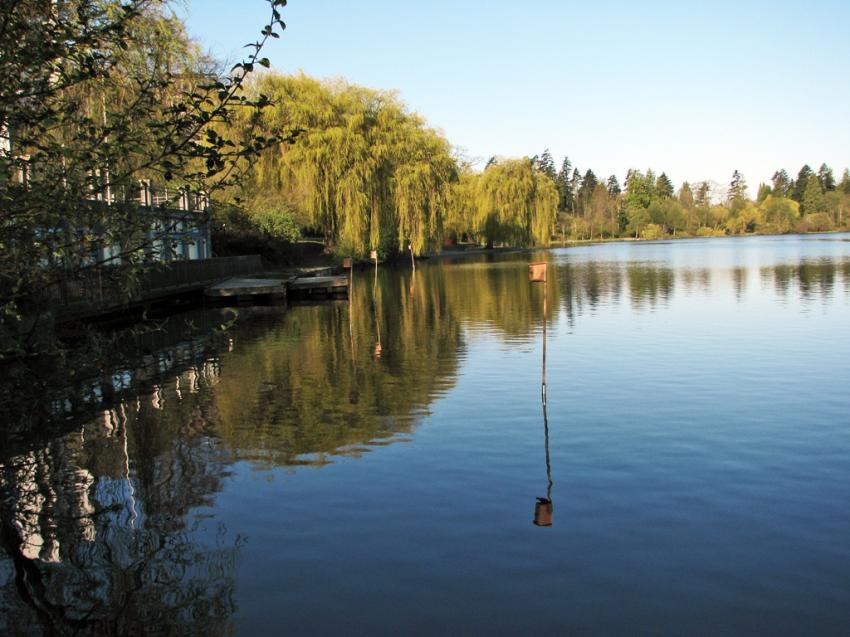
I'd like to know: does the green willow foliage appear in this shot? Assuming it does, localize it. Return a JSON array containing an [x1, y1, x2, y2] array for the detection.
[[453, 159, 559, 248], [229, 74, 561, 257], [238, 74, 457, 257]]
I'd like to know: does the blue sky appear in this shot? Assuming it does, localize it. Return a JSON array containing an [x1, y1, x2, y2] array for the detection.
[[183, 0, 849, 192]]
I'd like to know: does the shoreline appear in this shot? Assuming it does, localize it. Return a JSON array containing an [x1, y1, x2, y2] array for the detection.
[[428, 229, 850, 262]]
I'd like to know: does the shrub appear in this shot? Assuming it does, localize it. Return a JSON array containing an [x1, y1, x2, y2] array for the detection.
[[642, 224, 666, 240]]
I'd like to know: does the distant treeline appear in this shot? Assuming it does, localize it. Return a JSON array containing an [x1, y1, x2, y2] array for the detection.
[[220, 74, 850, 257], [533, 152, 850, 241]]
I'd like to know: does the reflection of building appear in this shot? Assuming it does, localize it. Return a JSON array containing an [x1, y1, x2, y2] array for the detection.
[[0, 370, 236, 636], [48, 331, 222, 421]]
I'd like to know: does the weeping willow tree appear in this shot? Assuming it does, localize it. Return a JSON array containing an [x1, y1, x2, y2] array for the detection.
[[450, 158, 559, 248], [234, 74, 457, 257]]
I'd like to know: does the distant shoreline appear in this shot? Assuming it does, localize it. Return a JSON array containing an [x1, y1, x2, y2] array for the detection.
[[431, 229, 850, 261]]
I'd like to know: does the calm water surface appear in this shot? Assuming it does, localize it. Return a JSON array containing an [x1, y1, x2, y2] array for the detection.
[[2, 234, 850, 635]]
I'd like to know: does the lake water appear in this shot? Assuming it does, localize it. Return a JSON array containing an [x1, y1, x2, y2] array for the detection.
[[2, 234, 850, 635]]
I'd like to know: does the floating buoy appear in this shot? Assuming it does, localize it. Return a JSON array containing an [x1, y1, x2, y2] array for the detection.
[[533, 498, 553, 527], [528, 262, 548, 283]]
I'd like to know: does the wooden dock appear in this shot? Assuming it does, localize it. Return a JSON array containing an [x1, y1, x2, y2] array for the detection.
[[205, 277, 288, 299], [58, 255, 266, 324], [288, 275, 349, 299], [204, 273, 348, 304]]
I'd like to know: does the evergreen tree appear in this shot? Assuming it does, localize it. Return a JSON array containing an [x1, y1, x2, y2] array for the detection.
[[694, 181, 711, 208], [556, 157, 573, 212], [537, 149, 557, 182], [606, 175, 621, 197], [772, 169, 791, 197], [624, 169, 656, 210], [818, 163, 836, 191], [793, 165, 814, 202], [801, 175, 826, 215], [655, 172, 674, 199], [582, 169, 598, 192], [485, 156, 498, 170], [728, 170, 747, 202], [577, 169, 598, 214], [616, 204, 629, 233], [756, 183, 772, 203]]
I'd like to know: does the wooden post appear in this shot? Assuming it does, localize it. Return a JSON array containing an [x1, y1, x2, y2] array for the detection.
[[528, 262, 548, 399], [342, 256, 353, 307], [347, 261, 354, 347], [542, 276, 547, 401], [529, 261, 553, 527]]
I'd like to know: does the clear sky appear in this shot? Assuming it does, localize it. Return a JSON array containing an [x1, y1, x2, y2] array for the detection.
[[182, 0, 850, 192]]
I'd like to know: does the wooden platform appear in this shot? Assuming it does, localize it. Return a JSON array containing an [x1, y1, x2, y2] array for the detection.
[[288, 275, 349, 298], [58, 255, 265, 323], [263, 266, 336, 280], [205, 277, 287, 298], [204, 274, 349, 304]]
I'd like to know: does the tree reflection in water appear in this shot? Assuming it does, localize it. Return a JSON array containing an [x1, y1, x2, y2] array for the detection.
[[2, 250, 849, 634], [0, 361, 239, 636], [764, 258, 850, 301]]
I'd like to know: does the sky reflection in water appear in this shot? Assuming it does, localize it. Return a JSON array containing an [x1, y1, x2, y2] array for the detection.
[[2, 234, 850, 635]]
